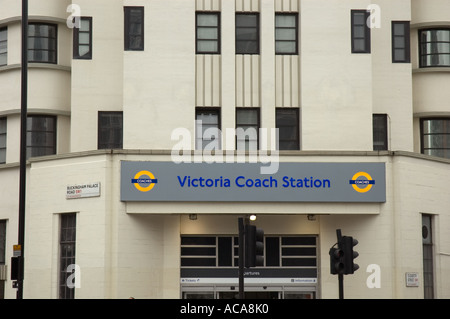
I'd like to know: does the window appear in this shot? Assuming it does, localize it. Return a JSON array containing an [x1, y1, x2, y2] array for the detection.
[[236, 13, 259, 54], [0, 220, 5, 299], [419, 29, 450, 67], [422, 214, 434, 299], [421, 118, 450, 159], [26, 115, 56, 159], [0, 27, 6, 66], [73, 17, 92, 59], [59, 213, 76, 299], [0, 221, 5, 265], [392, 21, 410, 63], [28, 23, 57, 63], [180, 235, 317, 269], [275, 13, 298, 55], [124, 7, 144, 51], [351, 10, 370, 53], [98, 112, 123, 149], [196, 12, 220, 54], [276, 108, 299, 150], [373, 114, 388, 151], [0, 118, 5, 164], [236, 108, 259, 151], [196, 109, 220, 150]]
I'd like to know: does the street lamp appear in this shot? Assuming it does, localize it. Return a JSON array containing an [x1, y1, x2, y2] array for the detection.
[[16, 0, 28, 299]]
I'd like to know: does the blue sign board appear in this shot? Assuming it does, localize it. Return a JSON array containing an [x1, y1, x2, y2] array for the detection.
[[120, 161, 386, 202]]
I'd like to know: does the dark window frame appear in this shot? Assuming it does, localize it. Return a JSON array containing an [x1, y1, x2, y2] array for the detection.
[[26, 115, 57, 159], [0, 220, 5, 299], [195, 108, 221, 151], [275, 13, 299, 55], [276, 108, 300, 150], [59, 213, 76, 300], [236, 108, 260, 151], [392, 21, 410, 63], [0, 27, 7, 66], [0, 117, 6, 164], [351, 10, 371, 54], [419, 28, 450, 68], [180, 235, 317, 269], [0, 220, 6, 265], [235, 12, 260, 55], [124, 6, 144, 51], [28, 23, 57, 64], [373, 114, 388, 151], [196, 12, 221, 54], [422, 214, 434, 299], [73, 17, 92, 60], [98, 111, 123, 150], [420, 117, 450, 159]]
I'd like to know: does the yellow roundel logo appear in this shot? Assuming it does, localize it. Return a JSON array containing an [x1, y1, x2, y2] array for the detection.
[[132, 171, 158, 192], [349, 171, 375, 193]]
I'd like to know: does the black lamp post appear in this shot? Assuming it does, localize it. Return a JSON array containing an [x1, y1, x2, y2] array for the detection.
[[17, 0, 28, 299]]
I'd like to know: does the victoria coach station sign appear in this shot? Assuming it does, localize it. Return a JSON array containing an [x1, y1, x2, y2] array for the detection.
[[120, 161, 385, 203]]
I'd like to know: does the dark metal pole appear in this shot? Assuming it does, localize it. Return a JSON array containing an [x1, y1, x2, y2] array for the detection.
[[238, 218, 244, 299], [17, 0, 28, 299], [336, 229, 343, 300]]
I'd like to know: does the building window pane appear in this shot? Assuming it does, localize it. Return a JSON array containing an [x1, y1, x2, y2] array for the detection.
[[98, 112, 123, 149], [0, 220, 5, 299], [236, 108, 259, 151], [373, 114, 388, 151], [236, 13, 259, 54], [0, 118, 6, 164], [196, 13, 220, 54], [28, 23, 57, 63], [0, 220, 6, 265], [124, 7, 144, 51], [422, 214, 434, 299], [196, 109, 220, 150], [180, 235, 317, 272], [275, 14, 298, 55], [419, 29, 450, 67], [59, 213, 76, 299], [73, 17, 92, 59], [392, 21, 410, 63], [276, 108, 299, 150], [0, 27, 7, 66], [26, 115, 56, 159], [351, 10, 370, 53], [421, 118, 450, 159]]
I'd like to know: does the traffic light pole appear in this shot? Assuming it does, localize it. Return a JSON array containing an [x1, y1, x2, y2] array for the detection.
[[238, 217, 245, 299], [336, 229, 343, 300]]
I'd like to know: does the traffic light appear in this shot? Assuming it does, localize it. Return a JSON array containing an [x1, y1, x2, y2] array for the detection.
[[11, 256, 23, 281], [342, 236, 359, 274], [245, 224, 264, 268], [329, 246, 345, 275]]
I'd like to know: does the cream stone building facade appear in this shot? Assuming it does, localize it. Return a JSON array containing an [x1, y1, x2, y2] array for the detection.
[[0, 0, 449, 299]]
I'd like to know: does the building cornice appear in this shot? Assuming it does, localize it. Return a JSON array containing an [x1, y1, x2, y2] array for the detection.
[[0, 63, 71, 73], [0, 15, 67, 26], [0, 149, 445, 166], [0, 108, 70, 117]]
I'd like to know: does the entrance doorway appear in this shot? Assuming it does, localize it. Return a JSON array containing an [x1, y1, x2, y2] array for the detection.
[[182, 286, 316, 299]]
